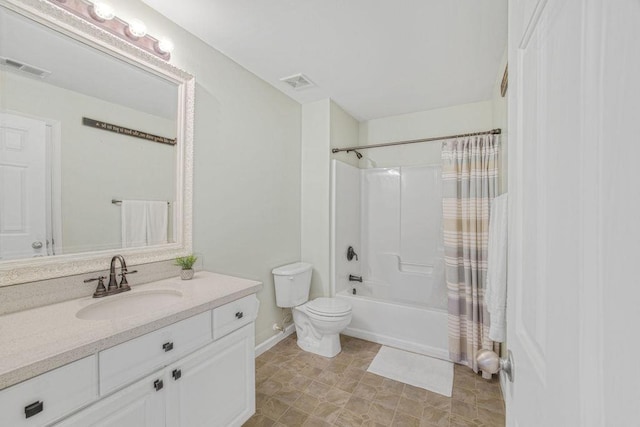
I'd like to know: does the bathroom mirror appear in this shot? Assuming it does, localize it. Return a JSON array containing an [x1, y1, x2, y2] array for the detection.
[[0, 0, 194, 286]]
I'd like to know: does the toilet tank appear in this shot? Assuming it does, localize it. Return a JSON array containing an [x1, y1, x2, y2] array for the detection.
[[272, 262, 313, 308]]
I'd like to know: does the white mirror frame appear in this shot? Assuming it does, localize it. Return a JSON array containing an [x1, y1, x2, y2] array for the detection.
[[0, 0, 194, 286]]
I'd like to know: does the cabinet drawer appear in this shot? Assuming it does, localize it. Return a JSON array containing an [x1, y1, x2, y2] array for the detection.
[[54, 369, 166, 427], [212, 294, 259, 340], [0, 355, 98, 427], [99, 310, 211, 395]]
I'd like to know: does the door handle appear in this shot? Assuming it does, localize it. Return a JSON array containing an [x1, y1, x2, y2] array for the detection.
[[476, 349, 514, 382], [32, 241, 43, 249]]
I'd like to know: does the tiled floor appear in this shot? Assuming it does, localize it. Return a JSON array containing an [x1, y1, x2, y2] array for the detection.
[[244, 334, 505, 427]]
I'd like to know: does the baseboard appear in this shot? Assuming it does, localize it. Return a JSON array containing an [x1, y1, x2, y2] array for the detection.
[[499, 370, 507, 402], [254, 324, 295, 357]]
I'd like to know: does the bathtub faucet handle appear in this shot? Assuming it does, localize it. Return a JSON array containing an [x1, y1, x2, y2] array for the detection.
[[347, 246, 358, 261]]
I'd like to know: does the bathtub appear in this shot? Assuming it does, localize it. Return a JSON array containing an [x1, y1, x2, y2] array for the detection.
[[336, 282, 450, 361]]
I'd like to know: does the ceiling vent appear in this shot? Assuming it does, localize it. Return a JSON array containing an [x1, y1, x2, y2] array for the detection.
[[0, 57, 51, 78], [280, 73, 314, 90]]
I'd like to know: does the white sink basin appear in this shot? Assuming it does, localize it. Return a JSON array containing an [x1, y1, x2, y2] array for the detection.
[[76, 290, 183, 320]]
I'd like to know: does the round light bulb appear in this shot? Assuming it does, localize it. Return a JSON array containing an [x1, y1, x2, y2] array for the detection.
[[126, 19, 147, 39], [155, 37, 175, 54], [89, 2, 115, 21]]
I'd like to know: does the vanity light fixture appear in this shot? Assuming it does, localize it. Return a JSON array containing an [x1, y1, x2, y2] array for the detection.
[[125, 19, 147, 40], [155, 37, 175, 55], [88, 2, 114, 22], [49, 0, 173, 61]]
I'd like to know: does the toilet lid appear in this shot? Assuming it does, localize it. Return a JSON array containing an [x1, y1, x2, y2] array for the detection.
[[306, 297, 351, 316]]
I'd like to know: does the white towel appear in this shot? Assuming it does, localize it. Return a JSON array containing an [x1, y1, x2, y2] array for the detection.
[[121, 200, 147, 248], [146, 201, 168, 246], [486, 193, 508, 342]]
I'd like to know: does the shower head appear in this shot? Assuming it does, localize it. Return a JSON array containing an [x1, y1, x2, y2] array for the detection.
[[346, 149, 363, 159]]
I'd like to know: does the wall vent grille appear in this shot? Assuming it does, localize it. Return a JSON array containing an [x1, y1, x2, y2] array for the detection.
[[280, 73, 314, 90], [0, 57, 51, 78]]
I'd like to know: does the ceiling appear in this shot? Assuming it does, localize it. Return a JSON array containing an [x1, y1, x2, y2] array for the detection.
[[142, 0, 508, 121]]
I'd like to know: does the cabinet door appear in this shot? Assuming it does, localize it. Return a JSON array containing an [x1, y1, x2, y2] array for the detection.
[[54, 371, 166, 427], [166, 323, 255, 427]]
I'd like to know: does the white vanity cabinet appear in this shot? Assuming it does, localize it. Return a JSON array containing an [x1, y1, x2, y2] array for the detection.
[[166, 323, 255, 427], [55, 370, 167, 427], [99, 311, 213, 396], [59, 323, 255, 427], [0, 355, 98, 427], [55, 296, 258, 427]]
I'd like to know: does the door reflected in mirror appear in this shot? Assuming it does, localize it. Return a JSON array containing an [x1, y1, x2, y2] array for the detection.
[[0, 5, 179, 261]]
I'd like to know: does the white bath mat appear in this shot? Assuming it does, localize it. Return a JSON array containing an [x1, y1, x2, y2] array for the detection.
[[367, 346, 454, 397]]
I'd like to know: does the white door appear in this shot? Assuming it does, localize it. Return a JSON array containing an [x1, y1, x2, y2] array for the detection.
[[0, 113, 47, 259], [506, 1, 640, 426]]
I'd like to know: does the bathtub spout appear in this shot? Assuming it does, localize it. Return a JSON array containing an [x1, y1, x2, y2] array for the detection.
[[349, 274, 363, 282]]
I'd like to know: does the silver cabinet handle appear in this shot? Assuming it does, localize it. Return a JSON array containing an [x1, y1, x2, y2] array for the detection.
[[32, 241, 43, 249]]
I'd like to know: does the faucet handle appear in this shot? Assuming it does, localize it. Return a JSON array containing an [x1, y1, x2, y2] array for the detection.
[[84, 276, 108, 298], [119, 269, 137, 288]]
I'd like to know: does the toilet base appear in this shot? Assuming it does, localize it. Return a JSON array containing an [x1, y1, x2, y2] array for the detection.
[[295, 327, 342, 358], [292, 305, 350, 358]]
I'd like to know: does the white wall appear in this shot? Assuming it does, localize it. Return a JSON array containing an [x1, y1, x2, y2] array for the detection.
[[330, 102, 360, 167], [302, 100, 361, 300], [105, 0, 302, 346], [2, 71, 175, 254], [301, 99, 331, 299], [358, 101, 494, 168]]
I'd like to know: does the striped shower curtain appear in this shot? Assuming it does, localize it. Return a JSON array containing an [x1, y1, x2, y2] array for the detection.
[[441, 135, 500, 376]]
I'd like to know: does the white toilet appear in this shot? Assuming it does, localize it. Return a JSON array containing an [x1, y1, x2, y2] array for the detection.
[[272, 262, 352, 358]]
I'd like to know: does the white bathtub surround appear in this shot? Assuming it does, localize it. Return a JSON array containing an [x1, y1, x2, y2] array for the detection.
[[331, 159, 449, 359], [360, 164, 445, 307], [442, 136, 500, 377], [330, 160, 361, 296], [368, 346, 454, 397], [486, 192, 509, 342]]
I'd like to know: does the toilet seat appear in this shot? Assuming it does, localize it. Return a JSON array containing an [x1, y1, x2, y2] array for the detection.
[[306, 297, 351, 317]]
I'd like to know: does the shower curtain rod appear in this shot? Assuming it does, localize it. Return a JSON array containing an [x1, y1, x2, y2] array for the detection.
[[331, 128, 501, 154]]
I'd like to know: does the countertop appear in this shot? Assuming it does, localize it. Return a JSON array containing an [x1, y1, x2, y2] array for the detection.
[[0, 271, 262, 390]]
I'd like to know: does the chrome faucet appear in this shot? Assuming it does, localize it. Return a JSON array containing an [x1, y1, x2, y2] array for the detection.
[[84, 255, 137, 298]]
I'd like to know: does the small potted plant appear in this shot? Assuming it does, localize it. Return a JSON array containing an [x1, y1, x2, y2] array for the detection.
[[175, 254, 198, 280]]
